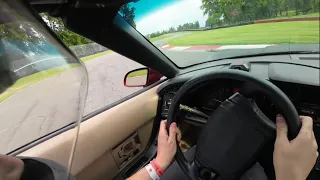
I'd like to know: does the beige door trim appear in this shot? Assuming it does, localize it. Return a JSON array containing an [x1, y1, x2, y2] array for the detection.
[[19, 85, 160, 175]]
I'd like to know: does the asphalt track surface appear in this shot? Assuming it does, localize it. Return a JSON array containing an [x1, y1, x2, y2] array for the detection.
[[83, 52, 143, 115], [0, 67, 87, 153]]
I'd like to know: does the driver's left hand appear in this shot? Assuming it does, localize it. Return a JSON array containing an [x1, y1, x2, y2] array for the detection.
[[0, 154, 24, 180], [155, 120, 181, 170]]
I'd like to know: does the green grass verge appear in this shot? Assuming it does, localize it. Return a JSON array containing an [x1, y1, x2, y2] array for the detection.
[[0, 64, 79, 103], [11, 64, 79, 90], [0, 92, 14, 103], [150, 34, 172, 42], [0, 49, 113, 103], [167, 21, 319, 46], [0, 50, 112, 103], [80, 50, 113, 62], [266, 12, 319, 20], [127, 69, 147, 77]]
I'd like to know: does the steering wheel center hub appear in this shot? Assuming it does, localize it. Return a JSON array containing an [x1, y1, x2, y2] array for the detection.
[[195, 93, 274, 179]]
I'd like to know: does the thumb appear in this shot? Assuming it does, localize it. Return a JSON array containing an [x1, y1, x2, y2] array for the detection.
[[275, 114, 289, 143], [168, 123, 177, 142]]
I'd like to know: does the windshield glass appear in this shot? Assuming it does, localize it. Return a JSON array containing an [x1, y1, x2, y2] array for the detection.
[[119, 0, 319, 67], [0, 0, 87, 176]]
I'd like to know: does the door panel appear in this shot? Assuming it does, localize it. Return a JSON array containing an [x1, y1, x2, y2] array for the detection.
[[19, 85, 160, 179], [76, 120, 154, 180]]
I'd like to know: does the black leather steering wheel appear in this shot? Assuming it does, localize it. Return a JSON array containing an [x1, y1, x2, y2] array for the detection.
[[166, 70, 302, 180]]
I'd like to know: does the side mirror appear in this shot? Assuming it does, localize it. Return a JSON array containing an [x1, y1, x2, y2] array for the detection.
[[124, 68, 163, 87]]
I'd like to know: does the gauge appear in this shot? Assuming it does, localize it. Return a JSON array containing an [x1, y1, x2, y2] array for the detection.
[[161, 93, 175, 119]]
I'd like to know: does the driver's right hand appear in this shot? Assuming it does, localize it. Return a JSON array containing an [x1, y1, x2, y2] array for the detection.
[[274, 115, 318, 180]]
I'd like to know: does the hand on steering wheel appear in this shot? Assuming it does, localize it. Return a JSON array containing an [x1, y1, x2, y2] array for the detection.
[[155, 120, 181, 170], [274, 115, 318, 180]]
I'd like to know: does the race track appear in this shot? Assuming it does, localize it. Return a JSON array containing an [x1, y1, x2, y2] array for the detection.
[[84, 52, 143, 115]]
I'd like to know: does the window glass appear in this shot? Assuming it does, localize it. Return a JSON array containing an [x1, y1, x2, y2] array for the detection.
[[119, 0, 320, 67], [82, 51, 144, 116], [40, 14, 153, 116], [0, 0, 86, 155]]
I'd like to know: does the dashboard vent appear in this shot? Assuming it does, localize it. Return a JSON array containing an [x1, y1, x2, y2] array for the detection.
[[271, 80, 320, 105]]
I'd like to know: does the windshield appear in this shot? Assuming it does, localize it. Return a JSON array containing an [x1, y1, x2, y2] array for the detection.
[[119, 0, 319, 67]]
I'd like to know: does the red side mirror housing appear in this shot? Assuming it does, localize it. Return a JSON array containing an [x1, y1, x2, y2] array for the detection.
[[124, 68, 163, 87], [146, 68, 163, 86]]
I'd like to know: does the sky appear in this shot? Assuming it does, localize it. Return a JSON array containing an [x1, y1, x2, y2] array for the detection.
[[129, 0, 207, 35]]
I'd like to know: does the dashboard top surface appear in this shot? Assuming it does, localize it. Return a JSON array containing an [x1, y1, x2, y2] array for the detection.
[[159, 54, 320, 93]]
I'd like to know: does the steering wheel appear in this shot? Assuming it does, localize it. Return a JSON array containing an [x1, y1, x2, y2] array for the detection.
[[166, 70, 302, 180]]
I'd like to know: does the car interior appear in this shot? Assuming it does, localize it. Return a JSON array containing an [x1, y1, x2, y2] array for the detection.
[[3, 0, 320, 180]]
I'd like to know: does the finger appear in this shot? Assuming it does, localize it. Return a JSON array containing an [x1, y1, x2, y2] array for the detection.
[[159, 120, 168, 137], [176, 128, 182, 143], [275, 114, 289, 143], [168, 122, 177, 142], [300, 116, 313, 132]]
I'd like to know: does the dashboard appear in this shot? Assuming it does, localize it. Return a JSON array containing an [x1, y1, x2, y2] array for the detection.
[[160, 80, 320, 126], [156, 58, 320, 174]]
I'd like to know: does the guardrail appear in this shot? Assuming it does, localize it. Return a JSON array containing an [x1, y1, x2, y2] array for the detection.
[[69, 42, 109, 58], [10, 43, 108, 78]]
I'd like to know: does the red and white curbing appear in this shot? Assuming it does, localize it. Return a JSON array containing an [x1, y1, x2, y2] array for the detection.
[[161, 44, 275, 52]]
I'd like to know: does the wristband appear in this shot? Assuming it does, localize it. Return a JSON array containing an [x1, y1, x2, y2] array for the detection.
[[150, 159, 164, 176], [145, 164, 160, 180]]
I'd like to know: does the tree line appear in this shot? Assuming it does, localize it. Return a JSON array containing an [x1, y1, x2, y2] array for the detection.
[[148, 21, 200, 38], [1, 4, 135, 47], [41, 4, 135, 46], [201, 0, 320, 28], [41, 13, 92, 46]]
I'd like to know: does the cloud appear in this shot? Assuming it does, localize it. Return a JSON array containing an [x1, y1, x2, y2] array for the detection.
[[136, 0, 207, 35]]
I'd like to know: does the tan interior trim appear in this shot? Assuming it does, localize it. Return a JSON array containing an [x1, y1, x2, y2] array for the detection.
[[19, 85, 160, 175], [76, 120, 154, 180]]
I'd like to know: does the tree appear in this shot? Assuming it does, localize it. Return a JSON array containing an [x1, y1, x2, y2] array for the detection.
[[119, 4, 136, 28], [40, 13, 92, 46], [302, 0, 313, 14], [293, 0, 303, 15], [194, 21, 200, 29], [168, 27, 176, 33]]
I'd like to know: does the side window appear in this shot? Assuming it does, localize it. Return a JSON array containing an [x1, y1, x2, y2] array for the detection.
[[79, 48, 145, 116], [0, 9, 87, 154], [78, 46, 166, 116], [41, 14, 164, 116], [0, 2, 164, 155]]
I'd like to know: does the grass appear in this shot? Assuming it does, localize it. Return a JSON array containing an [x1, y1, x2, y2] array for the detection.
[[127, 69, 147, 77], [150, 34, 172, 42], [167, 21, 319, 46], [149, 32, 194, 42], [0, 92, 14, 103], [0, 64, 79, 103], [80, 50, 113, 62], [265, 11, 319, 20], [0, 50, 113, 103]]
